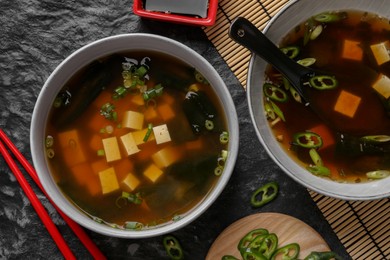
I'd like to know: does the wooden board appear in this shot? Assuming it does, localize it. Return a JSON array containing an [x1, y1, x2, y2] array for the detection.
[[206, 212, 330, 259]]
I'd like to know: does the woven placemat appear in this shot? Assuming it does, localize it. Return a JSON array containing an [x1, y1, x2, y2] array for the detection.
[[203, 1, 390, 259]]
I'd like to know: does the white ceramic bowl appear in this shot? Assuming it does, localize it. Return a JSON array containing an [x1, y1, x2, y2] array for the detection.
[[30, 34, 239, 238], [247, 0, 390, 200]]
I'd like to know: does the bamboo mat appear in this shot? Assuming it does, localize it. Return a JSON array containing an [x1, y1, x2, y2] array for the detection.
[[202, 1, 390, 259]]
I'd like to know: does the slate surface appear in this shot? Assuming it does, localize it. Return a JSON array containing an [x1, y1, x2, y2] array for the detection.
[[0, 0, 350, 259]]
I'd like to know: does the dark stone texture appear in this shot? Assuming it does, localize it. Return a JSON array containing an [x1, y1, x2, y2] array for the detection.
[[0, 1, 350, 259]]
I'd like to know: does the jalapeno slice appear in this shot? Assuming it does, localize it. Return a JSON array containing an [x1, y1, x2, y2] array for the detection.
[[304, 251, 342, 260], [250, 182, 279, 208], [270, 243, 300, 260], [264, 83, 288, 102], [309, 75, 338, 90], [256, 233, 278, 259], [293, 132, 323, 149], [238, 228, 269, 251], [163, 235, 184, 260], [280, 46, 300, 59]]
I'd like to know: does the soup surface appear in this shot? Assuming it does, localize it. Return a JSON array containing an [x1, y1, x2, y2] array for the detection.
[[265, 10, 390, 183], [45, 51, 229, 229]]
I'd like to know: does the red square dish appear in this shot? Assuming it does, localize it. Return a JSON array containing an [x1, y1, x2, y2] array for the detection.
[[133, 0, 218, 26]]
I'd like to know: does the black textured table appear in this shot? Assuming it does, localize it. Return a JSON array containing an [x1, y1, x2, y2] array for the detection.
[[0, 1, 350, 259]]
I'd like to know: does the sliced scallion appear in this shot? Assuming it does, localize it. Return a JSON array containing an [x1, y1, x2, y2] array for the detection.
[[366, 170, 390, 179], [143, 123, 153, 142]]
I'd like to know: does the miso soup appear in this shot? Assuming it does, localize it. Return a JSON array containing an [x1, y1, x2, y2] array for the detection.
[[264, 10, 390, 183], [45, 51, 229, 229]]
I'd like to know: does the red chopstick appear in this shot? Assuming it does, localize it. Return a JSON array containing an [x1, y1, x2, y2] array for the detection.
[[0, 129, 106, 260]]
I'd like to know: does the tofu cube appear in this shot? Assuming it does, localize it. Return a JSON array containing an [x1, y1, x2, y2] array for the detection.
[[120, 133, 140, 156], [342, 40, 363, 61], [122, 110, 144, 130], [370, 41, 390, 65], [102, 137, 121, 162], [132, 128, 155, 145], [122, 173, 140, 191], [152, 146, 182, 168], [57, 130, 86, 166], [372, 73, 390, 98], [153, 124, 171, 144], [98, 167, 119, 194], [334, 90, 362, 118], [143, 163, 163, 183]]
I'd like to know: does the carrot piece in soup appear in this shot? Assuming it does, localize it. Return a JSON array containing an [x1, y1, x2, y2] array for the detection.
[[57, 130, 86, 166], [342, 40, 363, 61], [309, 124, 335, 149], [333, 90, 362, 118]]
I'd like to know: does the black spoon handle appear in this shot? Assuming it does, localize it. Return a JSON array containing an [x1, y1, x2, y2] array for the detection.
[[229, 17, 313, 97]]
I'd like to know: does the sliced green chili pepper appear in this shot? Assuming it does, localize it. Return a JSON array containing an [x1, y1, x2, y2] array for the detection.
[[360, 135, 390, 143], [247, 234, 268, 251], [309, 75, 338, 90], [307, 165, 331, 177], [241, 249, 267, 260], [143, 123, 153, 142], [255, 233, 278, 259], [304, 251, 342, 260], [163, 235, 184, 260], [222, 255, 239, 260], [270, 243, 300, 260], [250, 182, 279, 208], [293, 132, 323, 149], [366, 170, 390, 179], [238, 228, 269, 251], [264, 83, 288, 102], [280, 46, 300, 59], [297, 58, 316, 67]]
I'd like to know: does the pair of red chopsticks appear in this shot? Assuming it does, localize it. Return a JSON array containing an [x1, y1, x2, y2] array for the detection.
[[0, 129, 106, 260]]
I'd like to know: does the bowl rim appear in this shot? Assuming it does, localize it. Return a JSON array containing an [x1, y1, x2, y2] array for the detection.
[[30, 33, 239, 237], [246, 0, 390, 200]]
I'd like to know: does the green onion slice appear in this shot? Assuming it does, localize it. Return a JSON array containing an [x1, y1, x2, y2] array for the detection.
[[366, 170, 390, 179], [143, 123, 153, 142]]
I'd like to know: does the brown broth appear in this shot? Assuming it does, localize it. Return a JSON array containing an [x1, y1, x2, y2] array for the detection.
[[266, 10, 390, 183], [45, 51, 228, 228]]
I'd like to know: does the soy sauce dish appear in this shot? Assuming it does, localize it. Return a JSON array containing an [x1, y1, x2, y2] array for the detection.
[[30, 34, 239, 238], [246, 0, 390, 200]]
